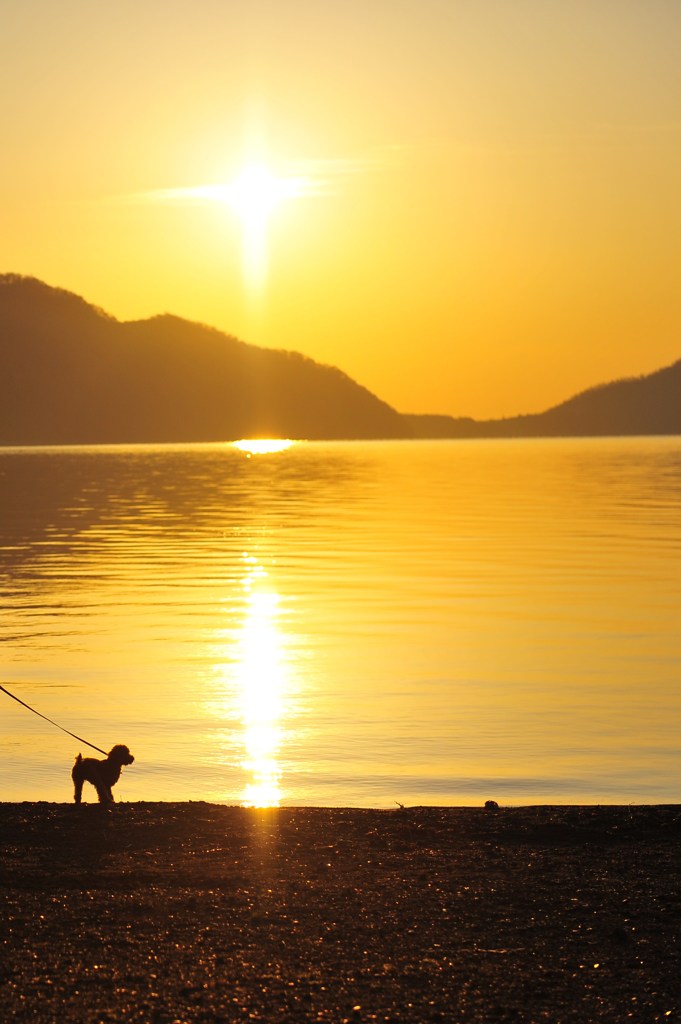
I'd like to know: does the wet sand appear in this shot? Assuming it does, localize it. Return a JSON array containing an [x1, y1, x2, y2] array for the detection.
[[2, 803, 680, 1022]]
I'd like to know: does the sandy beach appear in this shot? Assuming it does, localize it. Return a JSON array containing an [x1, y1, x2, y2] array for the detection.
[[2, 803, 680, 1022]]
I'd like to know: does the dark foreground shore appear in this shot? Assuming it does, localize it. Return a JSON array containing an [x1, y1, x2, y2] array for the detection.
[[2, 803, 680, 1023]]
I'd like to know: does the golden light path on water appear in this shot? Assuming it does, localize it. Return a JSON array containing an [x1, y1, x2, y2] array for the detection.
[[236, 555, 287, 807], [225, 439, 296, 806]]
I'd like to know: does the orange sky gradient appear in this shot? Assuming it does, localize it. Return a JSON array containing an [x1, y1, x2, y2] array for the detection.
[[3, 0, 681, 419]]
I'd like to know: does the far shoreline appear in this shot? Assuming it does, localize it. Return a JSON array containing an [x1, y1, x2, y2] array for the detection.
[[2, 432, 681, 451]]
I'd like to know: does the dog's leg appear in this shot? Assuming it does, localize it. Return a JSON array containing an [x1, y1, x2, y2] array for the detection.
[[94, 780, 113, 804], [72, 755, 83, 803]]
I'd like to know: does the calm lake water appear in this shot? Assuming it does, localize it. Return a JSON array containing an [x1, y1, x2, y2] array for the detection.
[[1, 438, 680, 807]]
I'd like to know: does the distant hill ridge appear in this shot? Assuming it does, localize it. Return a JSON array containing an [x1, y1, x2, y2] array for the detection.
[[406, 359, 681, 439], [1, 274, 679, 443]]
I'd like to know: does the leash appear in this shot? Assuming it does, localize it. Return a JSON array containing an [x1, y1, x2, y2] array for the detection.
[[0, 683, 108, 756]]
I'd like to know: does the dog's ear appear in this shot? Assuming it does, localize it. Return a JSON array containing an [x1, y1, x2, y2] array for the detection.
[[74, 753, 82, 763]]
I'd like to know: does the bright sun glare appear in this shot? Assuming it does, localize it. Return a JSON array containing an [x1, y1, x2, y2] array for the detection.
[[226, 163, 304, 222], [224, 163, 308, 292], [233, 439, 295, 456], [143, 160, 313, 295]]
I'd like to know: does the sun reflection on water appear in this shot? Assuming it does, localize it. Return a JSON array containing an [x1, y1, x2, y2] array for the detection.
[[235, 554, 287, 807], [233, 439, 295, 456]]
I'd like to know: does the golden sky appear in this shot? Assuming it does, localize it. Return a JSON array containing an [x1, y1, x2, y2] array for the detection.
[[3, 0, 681, 419]]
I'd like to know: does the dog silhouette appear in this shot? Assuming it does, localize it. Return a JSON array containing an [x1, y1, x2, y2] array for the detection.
[[72, 745, 135, 804]]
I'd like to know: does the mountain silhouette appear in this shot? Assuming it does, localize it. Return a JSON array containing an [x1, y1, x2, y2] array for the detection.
[[1, 274, 679, 443], [0, 275, 405, 444], [406, 359, 681, 438]]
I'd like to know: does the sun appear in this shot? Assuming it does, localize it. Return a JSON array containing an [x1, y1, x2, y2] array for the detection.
[[223, 162, 308, 293], [226, 163, 302, 223], [137, 160, 312, 295]]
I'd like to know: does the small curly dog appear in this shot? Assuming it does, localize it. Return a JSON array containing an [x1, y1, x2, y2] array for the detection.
[[72, 745, 135, 804]]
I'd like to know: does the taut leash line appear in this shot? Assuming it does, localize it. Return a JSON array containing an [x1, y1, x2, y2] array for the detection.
[[0, 683, 108, 756]]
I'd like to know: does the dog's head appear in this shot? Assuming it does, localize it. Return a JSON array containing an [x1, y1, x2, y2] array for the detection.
[[108, 744, 135, 766]]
